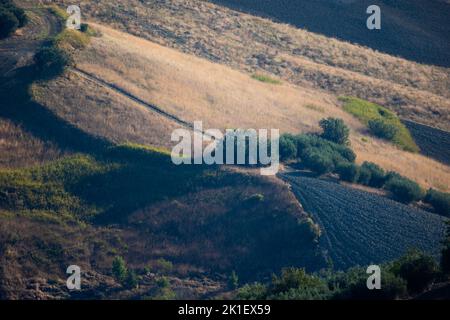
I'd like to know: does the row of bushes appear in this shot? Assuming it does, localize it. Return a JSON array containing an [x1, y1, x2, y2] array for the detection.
[[0, 0, 27, 38], [280, 132, 355, 175], [280, 118, 449, 215], [237, 248, 445, 300], [335, 161, 449, 214]]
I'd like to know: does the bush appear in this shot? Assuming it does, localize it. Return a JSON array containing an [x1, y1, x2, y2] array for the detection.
[[228, 271, 239, 289], [319, 118, 350, 145], [124, 270, 139, 289], [368, 119, 398, 141], [112, 256, 128, 282], [361, 162, 386, 187], [279, 134, 297, 161], [391, 251, 438, 294], [0, 8, 18, 38], [5, 5, 26, 27], [34, 46, 71, 77], [80, 23, 89, 33], [335, 162, 360, 183], [296, 134, 355, 163], [237, 283, 267, 300], [156, 258, 173, 274], [334, 268, 407, 300], [268, 268, 330, 300], [340, 96, 419, 152], [302, 150, 334, 175], [357, 166, 372, 185], [384, 176, 424, 204], [424, 189, 450, 217]]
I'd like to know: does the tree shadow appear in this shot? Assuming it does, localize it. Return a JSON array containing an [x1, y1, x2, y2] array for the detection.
[[0, 64, 111, 156]]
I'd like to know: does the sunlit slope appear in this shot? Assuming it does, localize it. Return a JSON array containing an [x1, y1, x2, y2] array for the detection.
[[34, 0, 450, 131], [33, 24, 449, 190]]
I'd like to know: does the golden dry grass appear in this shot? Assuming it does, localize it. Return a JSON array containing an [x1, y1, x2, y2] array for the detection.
[[34, 0, 450, 130], [0, 118, 65, 168], [33, 23, 449, 191], [31, 72, 183, 149]]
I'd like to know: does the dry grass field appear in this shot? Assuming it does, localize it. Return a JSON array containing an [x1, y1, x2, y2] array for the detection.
[[34, 0, 450, 131], [33, 24, 449, 191], [0, 118, 65, 168]]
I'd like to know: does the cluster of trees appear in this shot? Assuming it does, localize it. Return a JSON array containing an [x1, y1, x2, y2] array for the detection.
[[112, 256, 139, 289], [0, 0, 27, 38], [34, 46, 71, 78], [280, 117, 450, 216], [238, 234, 450, 300]]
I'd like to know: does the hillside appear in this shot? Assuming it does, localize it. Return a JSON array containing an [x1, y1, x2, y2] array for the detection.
[[0, 5, 327, 299], [211, 0, 450, 67], [31, 23, 450, 191], [1, 1, 449, 300], [36, 0, 450, 132]]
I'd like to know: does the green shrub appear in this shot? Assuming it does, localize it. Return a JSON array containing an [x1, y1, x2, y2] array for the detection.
[[156, 276, 170, 288], [302, 150, 334, 174], [340, 96, 419, 152], [237, 283, 267, 300], [335, 162, 360, 183], [391, 250, 438, 294], [368, 119, 398, 140], [156, 258, 173, 274], [424, 189, 450, 217], [357, 166, 372, 186], [228, 271, 239, 289], [333, 268, 407, 300], [251, 74, 281, 84], [5, 5, 26, 27], [361, 162, 386, 187], [279, 134, 297, 161], [124, 270, 139, 289], [34, 46, 71, 77], [319, 118, 350, 145], [0, 7, 18, 38], [296, 134, 356, 163], [385, 176, 424, 203], [112, 256, 128, 282], [80, 23, 89, 33]]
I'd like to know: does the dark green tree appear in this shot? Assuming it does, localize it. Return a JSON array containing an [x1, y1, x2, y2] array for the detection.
[[319, 118, 350, 145]]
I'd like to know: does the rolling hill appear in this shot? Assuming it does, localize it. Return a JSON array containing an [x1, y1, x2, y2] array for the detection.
[[211, 0, 450, 67], [0, 1, 449, 300]]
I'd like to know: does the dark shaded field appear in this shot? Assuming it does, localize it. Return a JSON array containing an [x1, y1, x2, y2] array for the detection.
[[281, 172, 447, 270], [210, 0, 450, 67], [403, 120, 450, 166]]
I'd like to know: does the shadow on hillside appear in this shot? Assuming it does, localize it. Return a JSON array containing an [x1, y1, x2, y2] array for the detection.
[[211, 0, 450, 67], [0, 64, 111, 155]]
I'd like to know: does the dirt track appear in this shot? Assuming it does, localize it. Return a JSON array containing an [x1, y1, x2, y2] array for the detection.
[[0, 7, 61, 77]]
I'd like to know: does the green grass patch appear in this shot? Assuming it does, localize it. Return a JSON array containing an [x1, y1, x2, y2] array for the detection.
[[0, 144, 226, 224], [46, 4, 69, 22], [339, 96, 419, 152], [304, 104, 325, 113], [54, 28, 90, 51], [251, 74, 282, 85]]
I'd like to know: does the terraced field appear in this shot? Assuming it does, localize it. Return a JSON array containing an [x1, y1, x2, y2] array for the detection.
[[281, 172, 447, 270], [403, 120, 450, 166]]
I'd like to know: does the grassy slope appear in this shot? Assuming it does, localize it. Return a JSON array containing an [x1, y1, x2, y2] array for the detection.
[[340, 96, 419, 152], [0, 145, 324, 298], [32, 23, 450, 191], [0, 7, 324, 299], [32, 0, 450, 131]]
